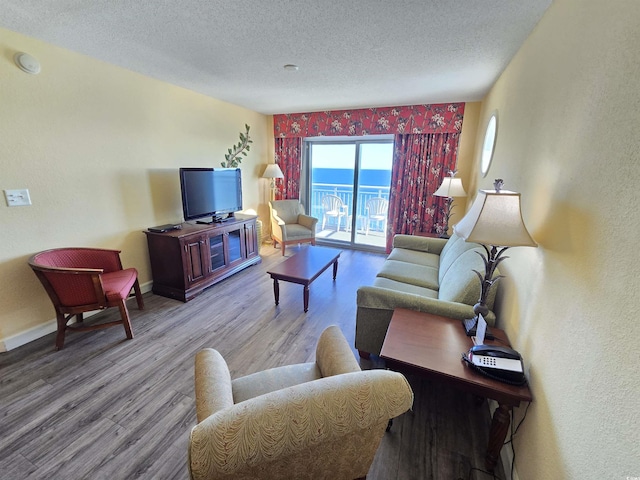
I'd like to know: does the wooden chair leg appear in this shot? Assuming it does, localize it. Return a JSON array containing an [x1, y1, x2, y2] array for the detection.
[[117, 300, 134, 340], [55, 312, 67, 351], [281, 242, 286, 256], [132, 279, 144, 310]]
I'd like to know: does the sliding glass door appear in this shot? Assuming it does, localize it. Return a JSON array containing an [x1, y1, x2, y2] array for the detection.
[[306, 136, 393, 250]]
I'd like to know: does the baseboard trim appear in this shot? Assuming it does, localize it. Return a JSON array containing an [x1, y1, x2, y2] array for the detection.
[[1, 281, 153, 352]]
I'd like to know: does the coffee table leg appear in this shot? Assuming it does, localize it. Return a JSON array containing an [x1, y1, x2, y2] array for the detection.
[[332, 259, 339, 280], [303, 285, 310, 312], [485, 403, 511, 471], [272, 278, 280, 306]]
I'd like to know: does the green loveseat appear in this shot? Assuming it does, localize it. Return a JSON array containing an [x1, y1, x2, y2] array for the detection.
[[355, 233, 499, 357]]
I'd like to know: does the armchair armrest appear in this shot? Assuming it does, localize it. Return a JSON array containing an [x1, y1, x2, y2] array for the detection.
[[297, 214, 318, 230], [271, 214, 286, 226], [392, 234, 447, 254], [189, 370, 413, 480], [194, 349, 234, 423], [356, 285, 495, 324], [315, 325, 360, 377]]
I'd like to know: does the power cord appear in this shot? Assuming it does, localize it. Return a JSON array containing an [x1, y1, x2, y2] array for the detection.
[[503, 402, 531, 480], [458, 402, 531, 480]]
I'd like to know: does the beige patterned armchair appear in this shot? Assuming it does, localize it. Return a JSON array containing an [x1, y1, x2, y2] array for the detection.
[[189, 326, 413, 480], [269, 199, 318, 255]]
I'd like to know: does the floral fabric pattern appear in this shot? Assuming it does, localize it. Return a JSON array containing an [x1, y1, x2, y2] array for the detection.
[[273, 137, 302, 200], [273, 103, 464, 138], [272, 104, 464, 231], [386, 133, 461, 251]]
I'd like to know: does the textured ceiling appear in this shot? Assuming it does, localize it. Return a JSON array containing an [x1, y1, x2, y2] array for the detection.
[[1, 0, 551, 114]]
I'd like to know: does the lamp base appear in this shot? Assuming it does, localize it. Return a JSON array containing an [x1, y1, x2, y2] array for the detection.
[[462, 317, 494, 340]]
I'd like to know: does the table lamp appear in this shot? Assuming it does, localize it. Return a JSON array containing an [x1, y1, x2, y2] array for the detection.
[[262, 163, 284, 202], [453, 179, 537, 337], [433, 171, 467, 237]]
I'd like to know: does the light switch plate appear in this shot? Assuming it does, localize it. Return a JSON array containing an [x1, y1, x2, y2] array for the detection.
[[4, 189, 32, 206]]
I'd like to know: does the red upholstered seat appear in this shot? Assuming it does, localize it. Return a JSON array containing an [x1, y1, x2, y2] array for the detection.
[[29, 247, 144, 350]]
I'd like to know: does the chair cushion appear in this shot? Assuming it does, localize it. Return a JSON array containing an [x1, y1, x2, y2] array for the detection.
[[102, 268, 138, 303], [281, 223, 314, 241], [376, 259, 439, 290], [232, 362, 321, 404], [271, 200, 303, 224]]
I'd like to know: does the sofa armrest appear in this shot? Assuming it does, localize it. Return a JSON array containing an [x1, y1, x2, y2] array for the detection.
[[356, 285, 495, 324], [297, 213, 318, 230], [194, 349, 234, 423], [392, 234, 447, 254], [189, 370, 413, 480]]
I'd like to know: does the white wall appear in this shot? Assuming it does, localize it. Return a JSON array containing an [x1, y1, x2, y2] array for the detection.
[[0, 28, 271, 349], [472, 1, 640, 478]]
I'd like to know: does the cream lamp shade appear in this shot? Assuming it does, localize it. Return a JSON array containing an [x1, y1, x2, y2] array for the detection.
[[433, 177, 467, 198], [454, 189, 537, 247], [262, 163, 284, 179], [453, 184, 537, 337], [263, 163, 284, 204]]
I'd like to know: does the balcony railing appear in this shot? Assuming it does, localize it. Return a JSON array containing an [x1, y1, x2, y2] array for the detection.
[[311, 183, 390, 233]]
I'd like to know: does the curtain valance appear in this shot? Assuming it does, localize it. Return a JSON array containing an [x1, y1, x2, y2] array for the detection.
[[273, 103, 465, 138]]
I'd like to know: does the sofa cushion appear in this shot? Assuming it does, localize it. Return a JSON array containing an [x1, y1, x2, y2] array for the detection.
[[377, 259, 439, 290], [387, 247, 440, 268], [373, 277, 438, 298], [438, 248, 498, 310], [438, 234, 480, 284], [392, 234, 447, 254]]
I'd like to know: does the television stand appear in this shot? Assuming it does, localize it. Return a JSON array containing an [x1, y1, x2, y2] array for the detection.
[[144, 214, 261, 302]]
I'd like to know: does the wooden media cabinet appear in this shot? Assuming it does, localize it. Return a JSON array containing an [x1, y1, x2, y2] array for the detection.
[[144, 214, 261, 302]]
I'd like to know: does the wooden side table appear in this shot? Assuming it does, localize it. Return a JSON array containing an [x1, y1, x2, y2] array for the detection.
[[380, 308, 532, 472]]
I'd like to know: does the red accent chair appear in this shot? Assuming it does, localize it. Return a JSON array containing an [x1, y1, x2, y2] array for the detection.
[[29, 247, 144, 350]]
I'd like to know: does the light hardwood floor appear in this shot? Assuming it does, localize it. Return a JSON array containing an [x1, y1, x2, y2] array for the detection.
[[0, 245, 506, 480]]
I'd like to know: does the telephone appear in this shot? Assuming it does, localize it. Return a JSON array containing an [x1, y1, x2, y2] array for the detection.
[[462, 345, 527, 386]]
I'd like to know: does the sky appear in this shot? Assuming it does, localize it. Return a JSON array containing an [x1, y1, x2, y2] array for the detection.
[[310, 143, 393, 170]]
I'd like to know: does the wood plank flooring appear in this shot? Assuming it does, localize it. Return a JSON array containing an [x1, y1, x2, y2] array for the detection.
[[0, 245, 507, 480]]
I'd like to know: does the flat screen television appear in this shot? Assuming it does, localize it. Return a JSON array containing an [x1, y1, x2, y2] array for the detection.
[[179, 167, 242, 223]]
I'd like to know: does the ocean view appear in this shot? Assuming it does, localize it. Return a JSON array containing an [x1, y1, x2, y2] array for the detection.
[[311, 168, 391, 187]]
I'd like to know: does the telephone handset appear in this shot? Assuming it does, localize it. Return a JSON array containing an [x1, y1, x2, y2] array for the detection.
[[462, 345, 527, 386]]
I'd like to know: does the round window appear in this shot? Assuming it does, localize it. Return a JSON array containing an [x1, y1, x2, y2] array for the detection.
[[480, 112, 498, 177]]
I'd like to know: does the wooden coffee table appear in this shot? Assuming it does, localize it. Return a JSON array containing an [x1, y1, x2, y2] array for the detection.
[[266, 247, 342, 312], [380, 308, 533, 472]]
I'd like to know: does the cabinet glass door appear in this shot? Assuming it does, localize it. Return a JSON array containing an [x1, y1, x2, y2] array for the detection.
[[209, 234, 225, 271], [227, 230, 243, 264]]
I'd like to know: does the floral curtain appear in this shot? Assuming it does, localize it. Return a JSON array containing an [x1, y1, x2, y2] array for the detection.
[[272, 104, 465, 243], [386, 132, 461, 251], [273, 104, 464, 138], [274, 137, 302, 199]]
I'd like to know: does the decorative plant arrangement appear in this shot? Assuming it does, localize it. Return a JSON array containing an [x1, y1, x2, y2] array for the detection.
[[221, 124, 252, 168]]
